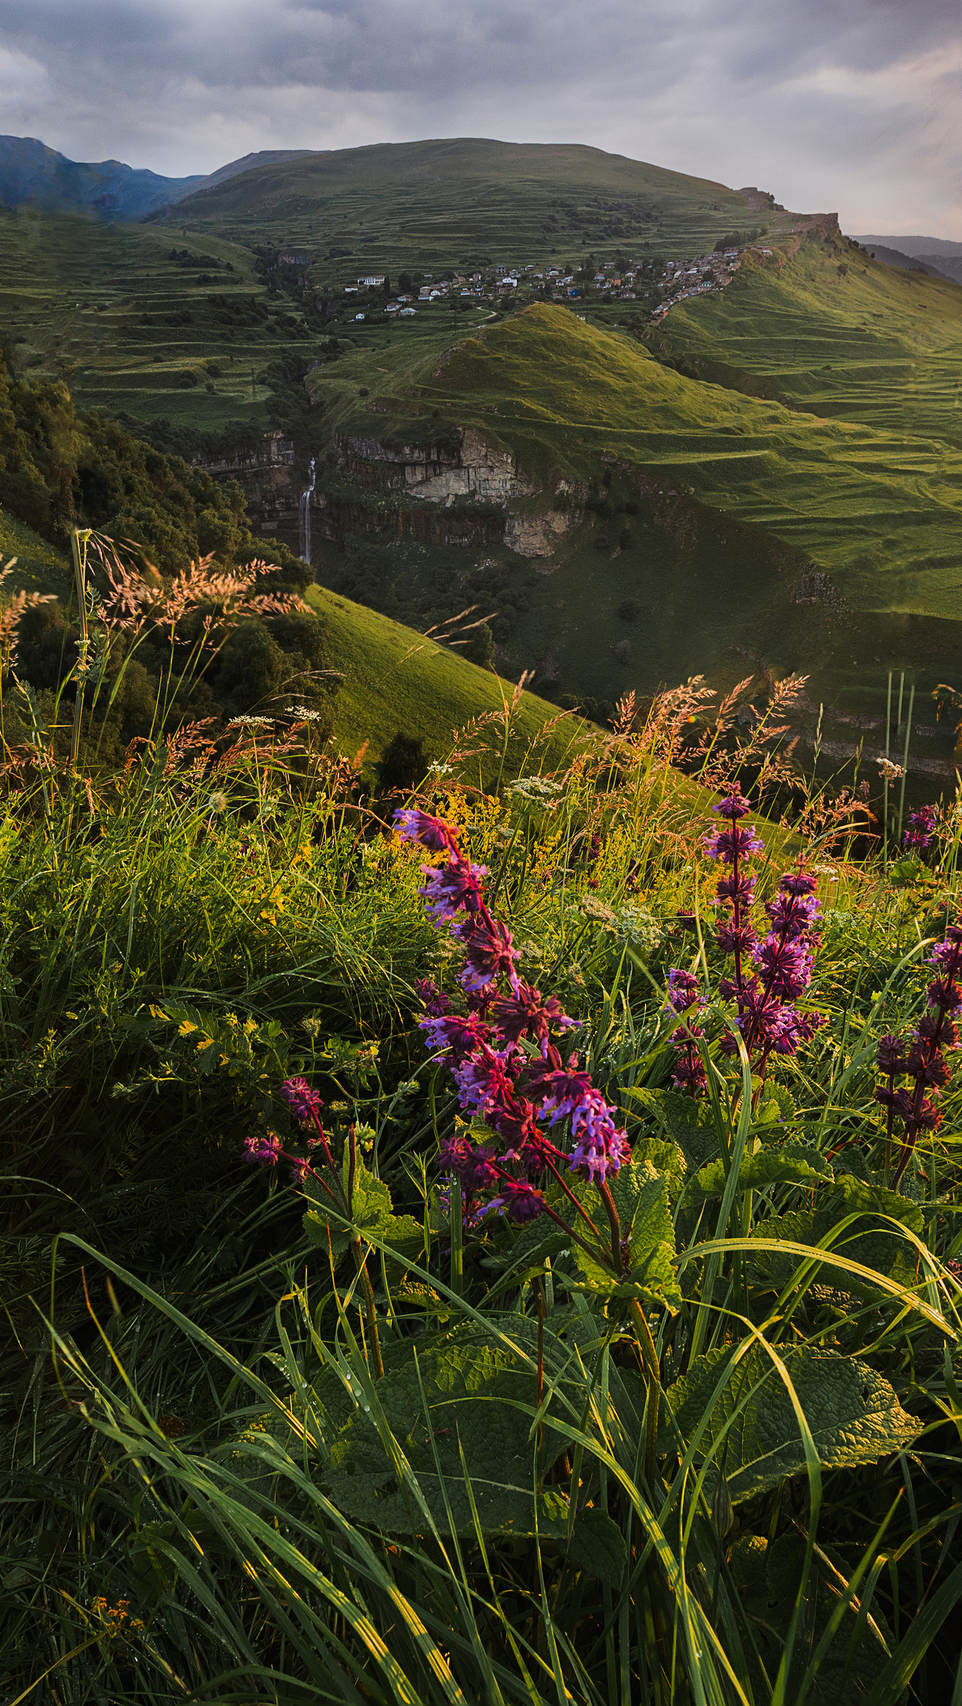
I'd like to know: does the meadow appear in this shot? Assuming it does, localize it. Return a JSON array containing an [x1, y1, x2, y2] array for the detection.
[[2, 638, 962, 1704]]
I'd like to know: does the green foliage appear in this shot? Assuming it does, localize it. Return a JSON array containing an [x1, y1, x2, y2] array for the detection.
[[4, 719, 962, 1704], [661, 1342, 919, 1503]]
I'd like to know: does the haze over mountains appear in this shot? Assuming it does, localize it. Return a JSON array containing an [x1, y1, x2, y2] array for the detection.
[[0, 135, 318, 220]]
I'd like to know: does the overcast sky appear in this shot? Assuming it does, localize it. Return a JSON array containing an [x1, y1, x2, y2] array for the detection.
[[0, 0, 959, 236]]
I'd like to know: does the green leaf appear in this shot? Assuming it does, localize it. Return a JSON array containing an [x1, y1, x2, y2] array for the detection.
[[322, 1321, 575, 1535], [629, 1087, 723, 1173], [748, 1175, 925, 1300], [660, 1343, 919, 1504], [302, 1152, 423, 1265], [558, 1157, 681, 1309], [689, 1141, 834, 1203], [540, 1498, 628, 1587]]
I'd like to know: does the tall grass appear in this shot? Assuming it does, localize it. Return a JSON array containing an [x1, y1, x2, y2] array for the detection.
[[2, 672, 962, 1704]]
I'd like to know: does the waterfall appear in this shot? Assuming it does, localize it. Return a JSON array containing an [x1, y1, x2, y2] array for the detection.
[[298, 456, 316, 564]]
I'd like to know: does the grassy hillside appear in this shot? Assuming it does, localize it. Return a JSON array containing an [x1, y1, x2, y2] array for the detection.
[[302, 302, 962, 757], [0, 205, 313, 429], [155, 137, 756, 279], [0, 503, 71, 598], [307, 581, 588, 781], [646, 235, 962, 448]]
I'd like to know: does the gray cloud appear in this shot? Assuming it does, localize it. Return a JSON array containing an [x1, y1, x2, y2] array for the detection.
[[0, 0, 959, 234]]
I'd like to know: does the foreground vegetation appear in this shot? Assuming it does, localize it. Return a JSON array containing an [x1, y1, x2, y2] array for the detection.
[[2, 644, 962, 1703]]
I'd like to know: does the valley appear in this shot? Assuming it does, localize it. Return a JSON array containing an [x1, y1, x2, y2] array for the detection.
[[2, 135, 962, 792]]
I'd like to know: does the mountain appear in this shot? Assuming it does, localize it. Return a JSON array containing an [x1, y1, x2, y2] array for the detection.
[[852, 234, 962, 287], [156, 135, 766, 273], [0, 136, 318, 221], [851, 242, 956, 283]]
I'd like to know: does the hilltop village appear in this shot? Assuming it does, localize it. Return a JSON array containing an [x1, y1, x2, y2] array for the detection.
[[330, 247, 755, 325]]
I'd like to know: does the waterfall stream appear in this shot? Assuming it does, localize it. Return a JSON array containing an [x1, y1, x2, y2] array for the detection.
[[298, 456, 316, 564]]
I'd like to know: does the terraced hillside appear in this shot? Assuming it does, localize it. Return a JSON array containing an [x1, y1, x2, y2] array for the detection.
[[0, 202, 498, 431], [646, 234, 962, 447], [302, 302, 962, 768], [152, 137, 767, 282]]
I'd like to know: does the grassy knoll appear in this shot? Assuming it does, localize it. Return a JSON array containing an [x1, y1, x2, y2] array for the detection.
[[153, 136, 755, 281], [307, 579, 589, 781], [307, 304, 962, 740], [647, 234, 962, 448]]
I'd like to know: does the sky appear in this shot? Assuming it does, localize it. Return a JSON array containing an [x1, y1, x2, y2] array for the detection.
[[0, 0, 960, 236]]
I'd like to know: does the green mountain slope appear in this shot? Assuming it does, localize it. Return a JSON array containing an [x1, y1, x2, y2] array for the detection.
[[155, 137, 754, 277], [304, 302, 962, 749], [308, 582, 586, 779], [646, 236, 962, 448]]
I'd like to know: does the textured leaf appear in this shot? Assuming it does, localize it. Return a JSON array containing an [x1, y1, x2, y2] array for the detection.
[[540, 1501, 628, 1587], [748, 1175, 925, 1300], [322, 1320, 575, 1535], [302, 1153, 423, 1265], [660, 1343, 919, 1503], [629, 1087, 722, 1173], [690, 1141, 834, 1202], [560, 1157, 680, 1309]]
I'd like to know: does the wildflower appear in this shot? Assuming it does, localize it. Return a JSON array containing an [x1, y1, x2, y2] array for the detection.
[[438, 1133, 499, 1190], [875, 916, 962, 1182], [488, 983, 575, 1046], [705, 823, 765, 863], [394, 808, 460, 853], [243, 1130, 282, 1166], [419, 853, 488, 924], [278, 1077, 324, 1123], [666, 967, 701, 1013], [877, 758, 904, 781], [208, 790, 228, 814], [904, 806, 937, 852], [481, 1178, 547, 1223], [713, 790, 752, 819], [458, 915, 520, 992]]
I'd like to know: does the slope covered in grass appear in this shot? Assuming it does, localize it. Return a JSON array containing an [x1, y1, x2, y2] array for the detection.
[[337, 302, 962, 622], [647, 236, 962, 448], [308, 581, 587, 780], [158, 136, 754, 278]]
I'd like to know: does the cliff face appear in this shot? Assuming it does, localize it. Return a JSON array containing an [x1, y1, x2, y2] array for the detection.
[[328, 427, 582, 557]]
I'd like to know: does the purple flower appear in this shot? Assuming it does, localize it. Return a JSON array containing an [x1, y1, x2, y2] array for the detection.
[[705, 824, 766, 864], [452, 1048, 519, 1121], [522, 1046, 595, 1124], [488, 983, 576, 1045], [394, 808, 460, 852], [482, 1178, 547, 1224], [752, 938, 815, 1001], [713, 791, 751, 820], [419, 854, 488, 924], [419, 1009, 492, 1061], [716, 873, 757, 906], [458, 915, 519, 992], [904, 807, 937, 852], [277, 1078, 323, 1123], [715, 921, 760, 956], [415, 977, 451, 1017], [438, 1134, 499, 1190], [568, 1090, 632, 1183], [877, 1034, 907, 1075], [243, 1130, 282, 1167], [666, 967, 701, 1013]]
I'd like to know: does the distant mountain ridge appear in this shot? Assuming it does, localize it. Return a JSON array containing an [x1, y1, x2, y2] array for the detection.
[[852, 233, 962, 287], [0, 136, 318, 220]]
